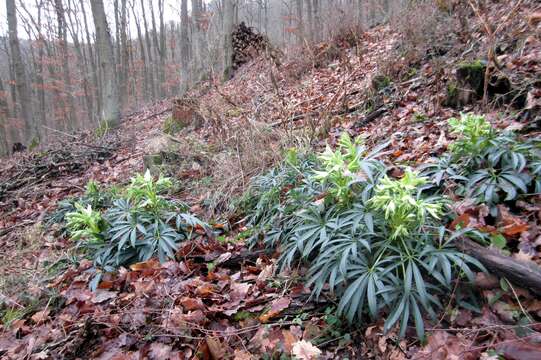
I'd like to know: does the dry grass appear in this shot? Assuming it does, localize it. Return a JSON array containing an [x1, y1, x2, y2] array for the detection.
[[387, 0, 459, 77], [171, 118, 308, 217]]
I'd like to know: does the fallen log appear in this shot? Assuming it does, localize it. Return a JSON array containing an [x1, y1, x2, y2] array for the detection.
[[457, 238, 541, 296], [188, 249, 271, 268]]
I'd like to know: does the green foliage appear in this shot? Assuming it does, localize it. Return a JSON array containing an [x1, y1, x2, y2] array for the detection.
[[448, 113, 494, 158], [314, 133, 387, 204], [95, 120, 110, 138], [66, 204, 106, 242], [370, 170, 442, 239], [242, 135, 482, 339], [65, 170, 205, 287], [422, 114, 541, 213], [163, 116, 185, 135], [45, 180, 118, 232]]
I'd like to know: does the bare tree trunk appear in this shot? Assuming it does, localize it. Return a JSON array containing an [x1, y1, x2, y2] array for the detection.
[[0, 76, 10, 155], [81, 0, 100, 123], [132, 2, 149, 100], [179, 0, 190, 95], [158, 0, 167, 97], [295, 0, 304, 46], [119, 0, 129, 106], [149, 0, 164, 98], [7, 0, 35, 143], [223, 0, 236, 80], [66, 0, 94, 127], [54, 0, 77, 130], [90, 0, 121, 127], [306, 0, 313, 42], [191, 0, 204, 84], [140, 0, 156, 100], [312, 0, 321, 42]]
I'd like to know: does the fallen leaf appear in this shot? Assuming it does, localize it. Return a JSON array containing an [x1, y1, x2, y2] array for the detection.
[[129, 259, 161, 271], [282, 330, 299, 353], [206, 337, 226, 360], [259, 297, 291, 323], [179, 297, 206, 311], [31, 310, 49, 324], [291, 340, 322, 360], [148, 342, 173, 360], [91, 290, 118, 304]]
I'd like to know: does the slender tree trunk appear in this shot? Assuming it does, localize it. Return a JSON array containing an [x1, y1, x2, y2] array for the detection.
[[90, 0, 121, 127], [54, 0, 77, 130], [140, 0, 156, 100], [0, 76, 10, 155], [180, 0, 190, 94], [312, 0, 321, 42], [191, 0, 205, 85], [7, 0, 35, 143], [118, 0, 129, 106], [66, 0, 94, 127], [223, 0, 236, 80], [306, 0, 313, 42], [295, 0, 304, 46], [132, 2, 149, 100], [158, 0, 166, 97], [81, 1, 100, 123]]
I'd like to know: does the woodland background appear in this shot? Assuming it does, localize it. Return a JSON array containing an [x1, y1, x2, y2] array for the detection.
[[0, 0, 397, 155]]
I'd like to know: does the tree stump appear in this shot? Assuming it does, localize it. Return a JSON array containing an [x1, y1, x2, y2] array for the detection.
[[172, 98, 204, 129]]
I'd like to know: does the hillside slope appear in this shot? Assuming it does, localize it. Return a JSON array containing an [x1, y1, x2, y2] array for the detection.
[[1, 1, 541, 359]]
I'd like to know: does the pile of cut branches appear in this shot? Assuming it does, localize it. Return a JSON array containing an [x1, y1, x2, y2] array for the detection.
[[0, 133, 118, 203]]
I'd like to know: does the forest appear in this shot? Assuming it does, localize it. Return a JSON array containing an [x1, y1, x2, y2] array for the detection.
[[1, 0, 541, 359]]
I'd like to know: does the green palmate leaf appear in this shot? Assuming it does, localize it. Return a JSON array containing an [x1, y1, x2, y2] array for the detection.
[[65, 173, 205, 290]]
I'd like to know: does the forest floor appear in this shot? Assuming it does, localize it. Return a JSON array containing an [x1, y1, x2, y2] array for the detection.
[[1, 1, 541, 359]]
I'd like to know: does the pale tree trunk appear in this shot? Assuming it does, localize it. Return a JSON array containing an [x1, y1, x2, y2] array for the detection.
[[120, 0, 129, 105], [0, 76, 9, 155], [7, 0, 35, 143], [158, 0, 166, 96], [179, 0, 190, 95], [140, 0, 156, 100], [191, 0, 205, 85], [357, 0, 365, 27], [295, 0, 304, 46], [223, 0, 236, 80], [90, 0, 121, 127], [306, 0, 313, 42], [66, 0, 94, 127], [54, 0, 77, 130], [149, 0, 164, 97], [132, 2, 149, 100], [81, 0, 101, 123], [312, 0, 320, 42]]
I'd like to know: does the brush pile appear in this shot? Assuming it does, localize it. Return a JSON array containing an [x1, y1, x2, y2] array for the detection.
[[232, 22, 269, 71]]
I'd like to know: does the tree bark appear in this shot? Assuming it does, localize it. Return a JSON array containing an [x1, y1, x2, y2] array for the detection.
[[7, 0, 35, 143], [223, 0, 237, 80], [81, 0, 101, 123], [0, 76, 9, 155], [295, 0, 304, 46], [179, 0, 190, 95], [54, 0, 77, 130], [90, 0, 121, 127], [457, 238, 541, 297], [140, 0, 156, 100]]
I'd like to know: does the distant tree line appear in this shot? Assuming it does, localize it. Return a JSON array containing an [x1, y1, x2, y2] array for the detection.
[[0, 0, 397, 155]]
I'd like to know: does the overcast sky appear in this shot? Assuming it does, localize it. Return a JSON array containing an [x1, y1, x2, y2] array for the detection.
[[0, 0, 185, 39]]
